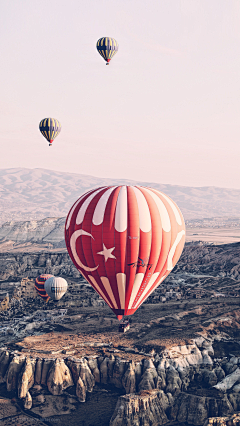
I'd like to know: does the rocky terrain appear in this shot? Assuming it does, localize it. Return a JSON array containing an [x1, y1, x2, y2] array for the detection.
[[1, 330, 240, 426], [1, 167, 240, 223], [0, 217, 66, 252], [1, 215, 240, 254], [1, 241, 240, 424]]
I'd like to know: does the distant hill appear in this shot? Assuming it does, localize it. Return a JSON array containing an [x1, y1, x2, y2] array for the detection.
[[0, 217, 65, 252], [1, 167, 240, 223]]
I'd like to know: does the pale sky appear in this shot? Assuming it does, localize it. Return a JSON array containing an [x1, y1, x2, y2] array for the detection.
[[0, 0, 240, 188]]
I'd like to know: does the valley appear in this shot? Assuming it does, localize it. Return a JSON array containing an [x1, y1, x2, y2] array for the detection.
[[1, 240, 240, 424]]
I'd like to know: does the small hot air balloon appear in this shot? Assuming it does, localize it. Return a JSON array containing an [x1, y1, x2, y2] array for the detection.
[[35, 274, 54, 302], [65, 186, 185, 320], [96, 37, 118, 65], [44, 276, 68, 301], [39, 118, 61, 146]]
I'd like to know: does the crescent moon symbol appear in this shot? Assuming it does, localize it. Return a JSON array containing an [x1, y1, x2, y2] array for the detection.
[[70, 230, 99, 272]]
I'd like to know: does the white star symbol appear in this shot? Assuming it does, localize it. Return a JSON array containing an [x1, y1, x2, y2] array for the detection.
[[97, 244, 116, 262]]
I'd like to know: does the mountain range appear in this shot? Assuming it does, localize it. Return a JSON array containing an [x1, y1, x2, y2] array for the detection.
[[0, 167, 240, 223]]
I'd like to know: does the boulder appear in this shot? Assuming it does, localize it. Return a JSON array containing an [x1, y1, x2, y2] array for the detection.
[[78, 358, 95, 392], [24, 391, 32, 410], [6, 355, 26, 392], [122, 361, 136, 394], [88, 356, 100, 383], [76, 376, 86, 402], [47, 358, 74, 395], [18, 357, 35, 399], [214, 368, 240, 391]]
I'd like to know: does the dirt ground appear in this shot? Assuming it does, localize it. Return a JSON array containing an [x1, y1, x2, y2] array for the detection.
[[9, 297, 240, 359]]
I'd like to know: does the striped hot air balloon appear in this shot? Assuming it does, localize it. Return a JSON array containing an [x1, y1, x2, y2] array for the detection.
[[35, 274, 54, 302], [39, 118, 61, 146], [65, 186, 185, 320], [44, 276, 68, 301], [96, 37, 119, 65]]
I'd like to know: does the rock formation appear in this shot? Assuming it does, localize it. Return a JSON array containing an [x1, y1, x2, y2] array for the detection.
[[203, 412, 240, 425], [24, 390, 32, 409], [214, 368, 240, 391], [46, 358, 74, 395], [2, 337, 240, 425], [122, 361, 136, 394], [6, 354, 26, 391], [18, 357, 35, 398], [110, 390, 171, 426]]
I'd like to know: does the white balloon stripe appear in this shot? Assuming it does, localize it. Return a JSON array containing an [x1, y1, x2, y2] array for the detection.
[[66, 189, 93, 230], [76, 188, 106, 225], [116, 273, 126, 309], [115, 186, 128, 232], [93, 187, 117, 226], [143, 187, 171, 232], [128, 273, 144, 309], [135, 274, 166, 309], [167, 230, 185, 271], [132, 187, 152, 232], [100, 277, 118, 309], [158, 192, 182, 226], [88, 275, 113, 308]]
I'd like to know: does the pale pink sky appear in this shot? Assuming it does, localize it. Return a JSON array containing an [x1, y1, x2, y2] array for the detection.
[[0, 0, 240, 188]]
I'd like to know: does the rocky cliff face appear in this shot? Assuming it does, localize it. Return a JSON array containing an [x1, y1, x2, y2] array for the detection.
[[203, 413, 240, 425], [0, 217, 65, 246], [0, 251, 78, 282], [110, 390, 171, 426], [2, 337, 240, 425]]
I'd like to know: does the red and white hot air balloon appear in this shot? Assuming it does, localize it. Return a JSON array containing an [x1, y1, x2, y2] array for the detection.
[[65, 186, 185, 320]]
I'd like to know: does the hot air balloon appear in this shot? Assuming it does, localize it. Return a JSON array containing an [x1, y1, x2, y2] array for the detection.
[[96, 37, 118, 65], [35, 274, 54, 302], [65, 186, 185, 320], [44, 276, 68, 301], [39, 118, 61, 146]]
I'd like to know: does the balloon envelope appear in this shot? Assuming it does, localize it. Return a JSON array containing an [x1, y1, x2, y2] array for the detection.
[[35, 274, 53, 301], [65, 186, 185, 319], [39, 118, 61, 146], [96, 37, 118, 64], [44, 276, 68, 301]]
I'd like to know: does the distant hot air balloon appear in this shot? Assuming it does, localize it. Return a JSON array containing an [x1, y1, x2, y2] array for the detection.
[[35, 274, 54, 302], [96, 37, 118, 65], [39, 118, 61, 146], [65, 186, 185, 320], [44, 276, 68, 301]]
